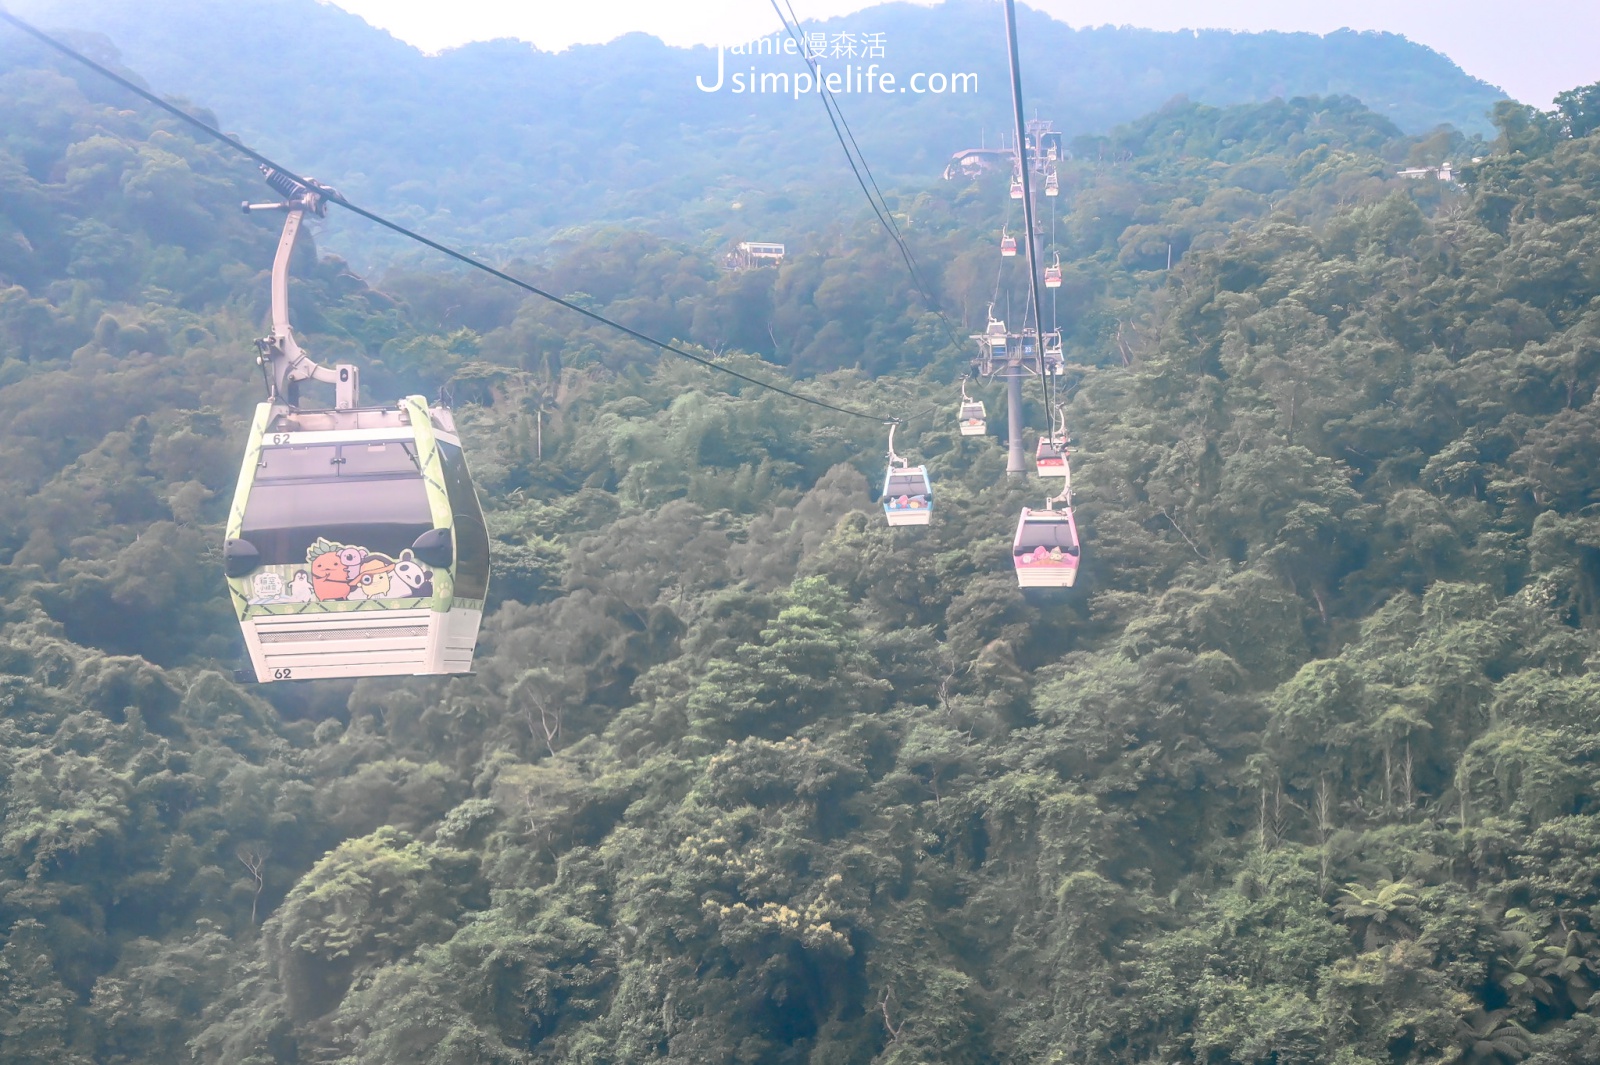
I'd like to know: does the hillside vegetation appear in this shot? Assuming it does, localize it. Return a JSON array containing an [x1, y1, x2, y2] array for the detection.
[[4, 19, 1600, 1065]]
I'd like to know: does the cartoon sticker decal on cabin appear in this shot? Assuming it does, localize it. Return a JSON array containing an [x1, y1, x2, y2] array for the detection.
[[247, 538, 435, 605]]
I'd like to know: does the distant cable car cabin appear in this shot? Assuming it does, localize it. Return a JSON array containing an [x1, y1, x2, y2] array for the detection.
[[223, 168, 490, 682], [1010, 171, 1024, 199], [959, 402, 987, 435], [986, 312, 1008, 355], [979, 311, 1004, 356], [958, 379, 986, 436], [730, 241, 786, 269], [1000, 226, 1017, 256], [1035, 403, 1070, 475], [1013, 506, 1080, 587], [1045, 167, 1059, 196], [972, 310, 1008, 375], [1045, 254, 1062, 289], [1035, 436, 1069, 475], [882, 466, 933, 525], [880, 422, 932, 526], [1042, 330, 1064, 375]]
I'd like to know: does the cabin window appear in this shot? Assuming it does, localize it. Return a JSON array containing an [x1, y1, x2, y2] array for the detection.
[[242, 443, 433, 565], [883, 471, 930, 499], [1016, 519, 1078, 552]]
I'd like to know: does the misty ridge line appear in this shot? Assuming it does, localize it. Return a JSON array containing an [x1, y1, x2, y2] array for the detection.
[[0, 0, 1508, 277]]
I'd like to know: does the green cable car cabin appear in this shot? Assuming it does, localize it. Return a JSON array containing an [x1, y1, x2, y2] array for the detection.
[[224, 397, 489, 681], [222, 168, 489, 681]]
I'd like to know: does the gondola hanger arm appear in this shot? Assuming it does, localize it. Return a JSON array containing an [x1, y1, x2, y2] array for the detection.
[[1046, 460, 1072, 510], [885, 419, 907, 468], [244, 167, 359, 408]]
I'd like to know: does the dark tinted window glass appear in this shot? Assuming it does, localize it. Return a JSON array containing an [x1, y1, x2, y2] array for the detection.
[[884, 471, 930, 498], [1016, 517, 1078, 552], [242, 444, 432, 565], [438, 441, 490, 600]]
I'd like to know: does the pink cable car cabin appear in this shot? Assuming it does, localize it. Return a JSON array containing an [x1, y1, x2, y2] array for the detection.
[[1012, 506, 1080, 588]]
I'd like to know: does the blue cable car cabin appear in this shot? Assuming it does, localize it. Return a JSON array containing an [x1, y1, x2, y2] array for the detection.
[[881, 465, 933, 526]]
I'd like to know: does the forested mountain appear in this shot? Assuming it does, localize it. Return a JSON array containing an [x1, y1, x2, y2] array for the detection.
[[4, 0, 1506, 267], [7, 9, 1600, 1065]]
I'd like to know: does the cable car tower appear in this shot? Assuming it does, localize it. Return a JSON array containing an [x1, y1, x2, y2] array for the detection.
[[222, 168, 491, 682], [961, 114, 1064, 474]]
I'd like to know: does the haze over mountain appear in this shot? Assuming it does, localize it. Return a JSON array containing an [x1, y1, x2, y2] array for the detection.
[[7, 0, 1505, 267]]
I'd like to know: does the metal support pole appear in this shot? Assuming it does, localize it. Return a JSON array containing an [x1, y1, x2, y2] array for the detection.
[[1003, 0, 1047, 385], [1006, 364, 1026, 475]]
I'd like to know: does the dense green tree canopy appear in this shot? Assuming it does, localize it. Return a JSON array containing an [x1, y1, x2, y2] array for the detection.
[[6, 12, 1600, 1065]]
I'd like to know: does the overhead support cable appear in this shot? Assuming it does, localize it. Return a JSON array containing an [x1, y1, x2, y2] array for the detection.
[[765, 0, 970, 359], [1000, 0, 1055, 417], [0, 6, 894, 425]]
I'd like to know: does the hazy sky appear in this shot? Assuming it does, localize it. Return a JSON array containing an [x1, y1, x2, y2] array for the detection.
[[326, 0, 1600, 107]]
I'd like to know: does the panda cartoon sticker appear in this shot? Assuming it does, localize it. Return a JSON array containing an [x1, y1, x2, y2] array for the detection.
[[385, 549, 434, 598]]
